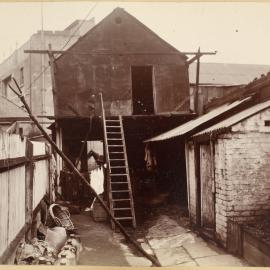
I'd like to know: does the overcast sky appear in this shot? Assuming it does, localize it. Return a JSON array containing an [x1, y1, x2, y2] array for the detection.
[[0, 1, 270, 65]]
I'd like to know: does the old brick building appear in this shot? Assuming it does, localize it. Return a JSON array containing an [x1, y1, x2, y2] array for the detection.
[[187, 99, 270, 247]]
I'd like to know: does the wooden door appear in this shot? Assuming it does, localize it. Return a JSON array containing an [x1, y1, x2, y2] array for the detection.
[[200, 144, 215, 231]]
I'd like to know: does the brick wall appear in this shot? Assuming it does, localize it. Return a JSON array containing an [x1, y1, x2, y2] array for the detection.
[[214, 108, 270, 246], [214, 138, 228, 244]]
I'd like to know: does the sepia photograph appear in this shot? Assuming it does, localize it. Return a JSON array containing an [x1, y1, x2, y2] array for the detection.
[[0, 1, 270, 267]]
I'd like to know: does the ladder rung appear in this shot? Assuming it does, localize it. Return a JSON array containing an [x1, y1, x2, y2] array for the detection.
[[112, 199, 131, 202], [113, 208, 131, 211], [111, 182, 128, 184], [103, 114, 136, 228], [108, 145, 124, 147]]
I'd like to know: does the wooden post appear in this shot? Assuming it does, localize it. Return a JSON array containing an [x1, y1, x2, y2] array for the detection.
[[194, 47, 201, 115], [184, 142, 191, 223], [55, 122, 63, 195], [49, 44, 62, 194], [46, 144, 54, 204], [25, 139, 34, 241], [194, 141, 201, 227], [48, 43, 57, 95]]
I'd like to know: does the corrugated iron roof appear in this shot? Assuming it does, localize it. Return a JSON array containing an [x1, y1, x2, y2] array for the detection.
[[144, 96, 251, 143], [193, 99, 270, 138], [189, 62, 270, 85]]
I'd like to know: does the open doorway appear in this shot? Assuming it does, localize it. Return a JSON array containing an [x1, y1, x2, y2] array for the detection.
[[131, 66, 154, 115]]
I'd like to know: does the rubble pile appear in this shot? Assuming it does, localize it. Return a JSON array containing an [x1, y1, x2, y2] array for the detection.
[[15, 203, 81, 266]]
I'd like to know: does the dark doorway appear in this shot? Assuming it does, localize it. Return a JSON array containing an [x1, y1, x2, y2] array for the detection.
[[131, 66, 154, 115]]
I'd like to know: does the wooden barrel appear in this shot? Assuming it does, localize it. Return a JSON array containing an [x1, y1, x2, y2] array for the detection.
[[92, 199, 107, 222]]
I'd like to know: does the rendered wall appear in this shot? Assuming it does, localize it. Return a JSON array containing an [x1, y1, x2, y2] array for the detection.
[[54, 8, 189, 118]]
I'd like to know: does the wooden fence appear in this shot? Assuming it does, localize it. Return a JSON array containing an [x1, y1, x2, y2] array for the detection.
[[0, 130, 51, 263]]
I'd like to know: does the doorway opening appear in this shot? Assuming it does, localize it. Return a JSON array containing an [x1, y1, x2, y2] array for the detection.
[[131, 66, 154, 115]]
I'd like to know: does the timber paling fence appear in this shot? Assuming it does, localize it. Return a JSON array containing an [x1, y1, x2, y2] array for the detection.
[[0, 130, 51, 263]]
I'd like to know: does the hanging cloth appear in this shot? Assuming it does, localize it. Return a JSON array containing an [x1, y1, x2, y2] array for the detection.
[[90, 167, 104, 195], [144, 143, 157, 171]]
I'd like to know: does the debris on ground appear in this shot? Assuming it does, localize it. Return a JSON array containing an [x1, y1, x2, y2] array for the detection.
[[15, 201, 248, 267], [45, 227, 67, 251], [133, 203, 190, 240], [146, 215, 189, 239], [15, 202, 81, 266]]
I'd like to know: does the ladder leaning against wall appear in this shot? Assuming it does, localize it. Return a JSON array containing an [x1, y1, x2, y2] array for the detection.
[[99, 93, 136, 229]]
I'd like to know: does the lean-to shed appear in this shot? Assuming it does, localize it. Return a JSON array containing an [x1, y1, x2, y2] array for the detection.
[[186, 99, 270, 247]]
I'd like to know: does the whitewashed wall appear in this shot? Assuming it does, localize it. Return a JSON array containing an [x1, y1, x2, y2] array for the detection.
[[0, 131, 26, 257], [0, 130, 50, 260]]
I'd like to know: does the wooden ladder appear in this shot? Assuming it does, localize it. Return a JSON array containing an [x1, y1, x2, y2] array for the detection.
[[100, 95, 136, 229]]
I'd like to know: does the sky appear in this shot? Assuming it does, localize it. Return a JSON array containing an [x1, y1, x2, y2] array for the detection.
[[0, 1, 270, 65]]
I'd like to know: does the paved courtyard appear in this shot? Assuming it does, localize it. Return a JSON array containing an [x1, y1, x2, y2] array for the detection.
[[72, 213, 248, 267]]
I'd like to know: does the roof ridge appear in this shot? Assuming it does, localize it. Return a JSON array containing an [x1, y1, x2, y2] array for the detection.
[[55, 7, 187, 62]]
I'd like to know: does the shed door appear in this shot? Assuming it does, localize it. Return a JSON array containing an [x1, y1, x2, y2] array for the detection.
[[131, 66, 154, 115], [200, 144, 215, 232]]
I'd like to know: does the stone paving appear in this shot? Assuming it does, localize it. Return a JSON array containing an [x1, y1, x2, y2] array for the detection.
[[136, 215, 249, 267], [113, 215, 249, 267], [73, 213, 249, 267]]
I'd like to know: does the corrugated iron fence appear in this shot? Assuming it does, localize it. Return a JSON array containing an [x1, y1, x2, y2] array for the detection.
[[0, 130, 51, 263]]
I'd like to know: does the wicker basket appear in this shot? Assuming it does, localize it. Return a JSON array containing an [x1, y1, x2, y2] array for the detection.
[[47, 204, 75, 231]]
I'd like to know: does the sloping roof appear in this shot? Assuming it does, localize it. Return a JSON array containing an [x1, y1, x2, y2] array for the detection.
[[193, 99, 270, 138], [189, 62, 270, 86], [144, 96, 251, 143], [0, 97, 28, 120], [56, 7, 187, 62]]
